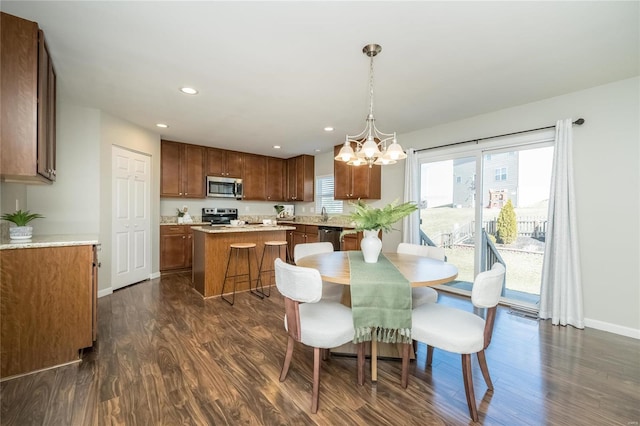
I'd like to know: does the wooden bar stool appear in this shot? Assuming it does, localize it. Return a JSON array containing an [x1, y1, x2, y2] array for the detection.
[[221, 242, 260, 305], [256, 240, 289, 297]]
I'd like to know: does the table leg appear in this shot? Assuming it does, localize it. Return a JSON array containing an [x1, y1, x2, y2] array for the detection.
[[371, 339, 378, 382]]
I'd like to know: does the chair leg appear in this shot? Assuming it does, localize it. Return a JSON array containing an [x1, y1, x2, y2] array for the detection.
[[311, 347, 321, 413], [461, 353, 479, 422], [401, 343, 410, 388], [279, 336, 295, 382], [477, 350, 494, 390], [426, 345, 434, 366], [322, 348, 330, 361], [357, 342, 365, 385]]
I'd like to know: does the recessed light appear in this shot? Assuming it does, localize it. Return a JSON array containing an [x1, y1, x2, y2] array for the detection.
[[156, 123, 169, 128], [273, 145, 281, 149], [324, 127, 334, 132], [180, 87, 198, 95], [314, 148, 321, 152]]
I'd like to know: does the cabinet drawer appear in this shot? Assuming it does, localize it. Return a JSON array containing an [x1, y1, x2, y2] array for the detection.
[[161, 225, 187, 235]]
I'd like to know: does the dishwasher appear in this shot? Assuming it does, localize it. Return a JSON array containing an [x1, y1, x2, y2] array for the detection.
[[318, 226, 342, 251]]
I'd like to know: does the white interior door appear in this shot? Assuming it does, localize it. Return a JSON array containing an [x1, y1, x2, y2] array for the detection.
[[112, 146, 151, 290]]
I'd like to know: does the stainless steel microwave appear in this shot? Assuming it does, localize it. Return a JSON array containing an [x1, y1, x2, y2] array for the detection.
[[206, 176, 243, 199]]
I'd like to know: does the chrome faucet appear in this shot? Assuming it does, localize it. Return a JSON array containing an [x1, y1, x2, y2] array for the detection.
[[321, 206, 328, 222]]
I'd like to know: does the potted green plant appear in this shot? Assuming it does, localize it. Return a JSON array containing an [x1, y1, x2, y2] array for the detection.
[[176, 208, 185, 224], [1, 210, 44, 240], [342, 200, 418, 263]]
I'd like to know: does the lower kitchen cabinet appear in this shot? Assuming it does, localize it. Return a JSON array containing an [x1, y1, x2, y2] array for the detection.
[[0, 244, 97, 379], [339, 229, 380, 251], [287, 224, 319, 257], [160, 225, 194, 271]]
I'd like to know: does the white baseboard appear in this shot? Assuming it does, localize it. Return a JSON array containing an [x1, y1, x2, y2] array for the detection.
[[585, 318, 640, 340], [97, 271, 161, 298], [97, 288, 113, 298]]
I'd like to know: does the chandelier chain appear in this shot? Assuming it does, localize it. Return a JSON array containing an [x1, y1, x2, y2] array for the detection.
[[368, 55, 375, 118]]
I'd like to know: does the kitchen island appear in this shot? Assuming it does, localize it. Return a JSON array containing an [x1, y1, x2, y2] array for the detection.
[[191, 224, 295, 298]]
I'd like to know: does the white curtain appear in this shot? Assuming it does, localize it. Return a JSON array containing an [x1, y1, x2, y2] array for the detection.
[[402, 148, 420, 244], [539, 118, 584, 328]]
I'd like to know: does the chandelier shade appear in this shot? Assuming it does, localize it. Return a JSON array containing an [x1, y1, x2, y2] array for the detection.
[[335, 44, 406, 168]]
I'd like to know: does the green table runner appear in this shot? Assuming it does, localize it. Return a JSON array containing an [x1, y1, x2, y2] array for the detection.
[[348, 251, 412, 344]]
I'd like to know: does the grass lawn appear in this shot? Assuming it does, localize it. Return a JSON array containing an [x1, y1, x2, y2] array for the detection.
[[422, 206, 546, 295]]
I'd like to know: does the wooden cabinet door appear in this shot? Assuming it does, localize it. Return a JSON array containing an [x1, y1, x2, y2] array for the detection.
[[266, 157, 285, 201], [183, 144, 205, 198], [0, 13, 56, 183], [341, 233, 360, 251], [286, 157, 298, 201], [334, 145, 352, 199], [160, 226, 188, 270], [225, 151, 244, 178], [333, 143, 381, 200], [242, 154, 266, 200], [286, 155, 315, 202], [305, 225, 319, 243], [37, 30, 56, 181], [206, 148, 225, 177], [351, 163, 381, 199], [161, 141, 183, 197], [185, 228, 194, 268], [207, 148, 243, 178]]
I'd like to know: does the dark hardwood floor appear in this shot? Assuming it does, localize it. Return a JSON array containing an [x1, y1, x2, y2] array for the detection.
[[1, 272, 639, 425]]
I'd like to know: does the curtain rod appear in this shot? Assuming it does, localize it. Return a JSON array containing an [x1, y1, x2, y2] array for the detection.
[[416, 118, 585, 152]]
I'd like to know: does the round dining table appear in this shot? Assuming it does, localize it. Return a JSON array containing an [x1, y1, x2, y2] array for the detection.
[[296, 251, 459, 382]]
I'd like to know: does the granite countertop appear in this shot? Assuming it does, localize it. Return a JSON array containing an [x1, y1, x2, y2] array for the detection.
[[161, 221, 209, 226], [191, 224, 295, 234], [0, 234, 100, 250], [276, 220, 355, 229]]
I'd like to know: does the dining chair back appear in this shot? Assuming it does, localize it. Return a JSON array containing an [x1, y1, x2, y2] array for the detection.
[[404, 262, 506, 422], [274, 259, 364, 413], [396, 243, 443, 307], [293, 242, 343, 302]]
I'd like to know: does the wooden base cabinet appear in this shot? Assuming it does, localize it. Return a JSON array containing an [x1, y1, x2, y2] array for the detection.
[[0, 244, 96, 379], [287, 224, 319, 256], [160, 225, 194, 271]]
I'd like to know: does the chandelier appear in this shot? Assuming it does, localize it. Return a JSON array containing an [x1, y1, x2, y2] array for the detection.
[[335, 43, 406, 168]]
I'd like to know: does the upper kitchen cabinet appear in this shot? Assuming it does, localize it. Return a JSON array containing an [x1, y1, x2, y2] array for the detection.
[[286, 155, 314, 202], [206, 148, 243, 178], [266, 157, 286, 201], [161, 140, 206, 198], [242, 153, 266, 200], [0, 13, 57, 183], [333, 143, 381, 200], [242, 155, 286, 201]]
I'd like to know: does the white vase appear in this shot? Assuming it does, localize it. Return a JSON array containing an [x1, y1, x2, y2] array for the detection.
[[361, 229, 382, 263], [9, 226, 33, 240]]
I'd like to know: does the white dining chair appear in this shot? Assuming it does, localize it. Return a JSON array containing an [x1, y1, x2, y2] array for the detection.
[[274, 259, 364, 413], [396, 243, 445, 308], [402, 262, 506, 422], [293, 242, 343, 303]]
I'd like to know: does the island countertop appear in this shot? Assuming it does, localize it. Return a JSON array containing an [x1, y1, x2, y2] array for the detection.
[[191, 224, 295, 234]]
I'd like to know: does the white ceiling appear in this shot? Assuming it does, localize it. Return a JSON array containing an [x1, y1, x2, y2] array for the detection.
[[3, 1, 638, 158]]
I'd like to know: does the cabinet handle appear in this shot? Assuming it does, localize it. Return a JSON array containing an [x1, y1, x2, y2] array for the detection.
[[179, 192, 183, 195], [182, 236, 186, 239], [185, 193, 188, 195]]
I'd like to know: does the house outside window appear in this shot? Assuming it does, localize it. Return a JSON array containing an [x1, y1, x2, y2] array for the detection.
[[316, 175, 342, 214], [495, 167, 507, 181]]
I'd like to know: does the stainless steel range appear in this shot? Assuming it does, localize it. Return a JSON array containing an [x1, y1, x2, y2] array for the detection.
[[202, 208, 238, 225]]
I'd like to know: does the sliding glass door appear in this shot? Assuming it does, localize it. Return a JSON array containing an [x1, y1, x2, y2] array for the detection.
[[418, 133, 554, 309]]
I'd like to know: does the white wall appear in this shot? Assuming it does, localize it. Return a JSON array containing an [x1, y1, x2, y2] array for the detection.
[[100, 112, 160, 293], [26, 100, 101, 235], [392, 77, 640, 336]]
